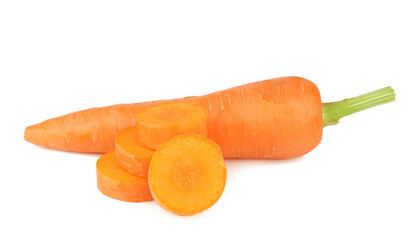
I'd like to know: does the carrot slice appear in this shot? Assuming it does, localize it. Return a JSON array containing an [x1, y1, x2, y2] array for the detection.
[[96, 151, 153, 202], [149, 133, 226, 216], [115, 127, 155, 177], [136, 102, 207, 150]]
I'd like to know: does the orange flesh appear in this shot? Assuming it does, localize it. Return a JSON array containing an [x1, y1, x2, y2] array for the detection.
[[136, 102, 208, 149], [115, 127, 155, 177], [96, 151, 153, 202], [149, 134, 226, 216]]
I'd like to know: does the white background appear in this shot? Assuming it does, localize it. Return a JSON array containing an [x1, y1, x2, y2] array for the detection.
[[1, 1, 413, 239]]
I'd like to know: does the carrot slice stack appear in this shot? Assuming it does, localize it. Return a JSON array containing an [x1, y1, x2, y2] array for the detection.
[[135, 102, 207, 150], [96, 151, 153, 202], [115, 127, 155, 177], [149, 133, 226, 216]]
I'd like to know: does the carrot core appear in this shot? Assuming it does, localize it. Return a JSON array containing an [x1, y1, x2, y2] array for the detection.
[[173, 159, 202, 191]]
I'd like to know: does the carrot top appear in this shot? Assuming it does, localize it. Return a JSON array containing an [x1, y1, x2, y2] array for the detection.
[[322, 86, 396, 126]]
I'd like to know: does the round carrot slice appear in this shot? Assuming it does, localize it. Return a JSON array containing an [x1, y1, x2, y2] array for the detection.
[[96, 151, 153, 202], [115, 127, 155, 178], [149, 133, 226, 216], [135, 102, 207, 150]]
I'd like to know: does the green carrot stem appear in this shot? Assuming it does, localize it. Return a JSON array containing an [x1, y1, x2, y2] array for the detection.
[[322, 86, 396, 127]]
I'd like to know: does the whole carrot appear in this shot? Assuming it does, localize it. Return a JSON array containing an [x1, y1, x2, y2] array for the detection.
[[24, 76, 396, 159]]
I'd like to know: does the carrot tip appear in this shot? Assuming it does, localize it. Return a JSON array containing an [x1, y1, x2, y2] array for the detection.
[[24, 124, 39, 145]]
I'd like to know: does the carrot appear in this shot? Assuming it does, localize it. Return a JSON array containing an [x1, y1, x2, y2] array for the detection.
[[96, 151, 153, 202], [24, 76, 396, 159], [149, 133, 226, 216], [135, 102, 207, 149], [115, 127, 155, 177]]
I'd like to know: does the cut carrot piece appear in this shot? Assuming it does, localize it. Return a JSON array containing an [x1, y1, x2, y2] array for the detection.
[[96, 151, 153, 202], [136, 102, 207, 150], [149, 133, 226, 216], [115, 127, 155, 177]]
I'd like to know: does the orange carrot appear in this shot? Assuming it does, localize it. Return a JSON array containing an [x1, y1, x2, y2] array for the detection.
[[96, 151, 153, 202], [136, 102, 207, 149], [149, 133, 226, 216], [25, 76, 396, 159], [115, 127, 155, 178]]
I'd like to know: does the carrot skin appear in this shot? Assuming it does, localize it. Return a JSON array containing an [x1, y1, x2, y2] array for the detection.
[[24, 76, 323, 159]]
